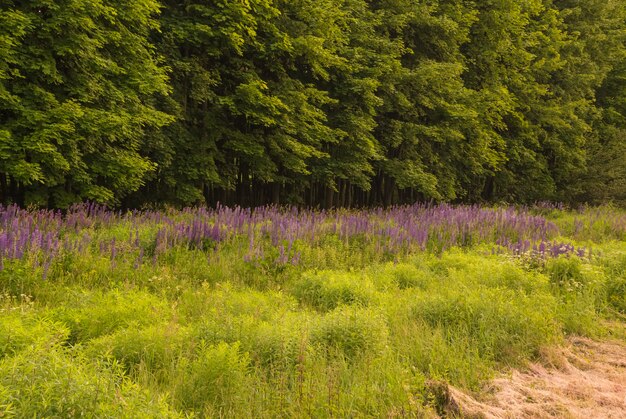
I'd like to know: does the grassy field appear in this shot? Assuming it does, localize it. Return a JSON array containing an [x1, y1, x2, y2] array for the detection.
[[0, 203, 624, 417]]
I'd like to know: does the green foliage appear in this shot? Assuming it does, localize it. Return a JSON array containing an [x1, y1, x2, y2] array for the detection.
[[173, 342, 251, 414], [411, 287, 560, 363], [394, 320, 495, 391], [606, 275, 626, 313], [545, 256, 605, 297], [247, 315, 312, 367], [0, 263, 40, 296], [192, 309, 313, 369], [0, 344, 180, 418], [3, 0, 626, 413], [178, 284, 297, 322], [86, 323, 190, 374], [145, 0, 346, 205], [383, 263, 431, 290], [2, 0, 626, 206], [0, 0, 172, 207], [545, 257, 586, 290], [292, 270, 378, 311], [0, 312, 69, 359], [0, 206, 624, 416], [311, 307, 389, 359], [51, 289, 171, 343], [543, 255, 615, 334]]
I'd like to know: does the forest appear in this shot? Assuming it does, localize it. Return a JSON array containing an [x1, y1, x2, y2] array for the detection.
[[1, 0, 626, 209]]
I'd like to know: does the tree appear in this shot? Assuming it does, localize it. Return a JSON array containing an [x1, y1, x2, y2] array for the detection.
[[148, 0, 344, 206], [372, 0, 504, 205], [0, 0, 172, 207]]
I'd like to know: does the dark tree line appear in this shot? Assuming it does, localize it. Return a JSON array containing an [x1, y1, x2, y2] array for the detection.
[[1, 0, 626, 208]]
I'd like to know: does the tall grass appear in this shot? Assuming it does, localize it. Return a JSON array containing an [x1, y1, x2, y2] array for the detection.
[[0, 203, 624, 416]]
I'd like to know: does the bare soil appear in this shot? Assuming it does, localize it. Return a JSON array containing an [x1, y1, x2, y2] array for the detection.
[[448, 337, 626, 418]]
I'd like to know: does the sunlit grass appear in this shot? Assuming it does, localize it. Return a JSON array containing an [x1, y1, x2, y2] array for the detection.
[[0, 204, 624, 416]]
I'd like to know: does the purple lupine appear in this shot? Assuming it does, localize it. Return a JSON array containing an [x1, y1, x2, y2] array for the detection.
[[0, 202, 611, 277]]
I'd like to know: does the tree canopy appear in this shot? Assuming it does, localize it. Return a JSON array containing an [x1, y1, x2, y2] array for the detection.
[[1, 0, 625, 208]]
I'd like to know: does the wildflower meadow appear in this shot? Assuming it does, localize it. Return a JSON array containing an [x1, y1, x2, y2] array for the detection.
[[0, 203, 625, 417]]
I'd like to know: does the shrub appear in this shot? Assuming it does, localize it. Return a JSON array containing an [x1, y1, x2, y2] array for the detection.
[[546, 256, 581, 285], [86, 323, 190, 374], [0, 313, 69, 359], [556, 296, 600, 336], [384, 263, 432, 290], [311, 307, 389, 359], [401, 322, 494, 391], [0, 344, 180, 418], [606, 275, 626, 313], [544, 257, 607, 334], [292, 271, 378, 311], [411, 287, 560, 363], [52, 289, 171, 343], [0, 263, 38, 297], [193, 314, 257, 346], [193, 312, 314, 369], [246, 314, 313, 368], [173, 342, 250, 414], [544, 256, 601, 293], [179, 284, 297, 322]]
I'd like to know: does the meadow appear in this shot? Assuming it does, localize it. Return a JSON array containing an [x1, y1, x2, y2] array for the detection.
[[0, 203, 625, 417]]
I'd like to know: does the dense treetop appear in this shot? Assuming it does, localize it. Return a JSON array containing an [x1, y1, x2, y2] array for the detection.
[[1, 0, 625, 208]]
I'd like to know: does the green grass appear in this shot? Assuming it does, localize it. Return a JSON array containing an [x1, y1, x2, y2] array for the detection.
[[0, 207, 625, 417]]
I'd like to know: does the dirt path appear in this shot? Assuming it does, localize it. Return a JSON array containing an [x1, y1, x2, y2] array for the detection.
[[448, 337, 626, 418]]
